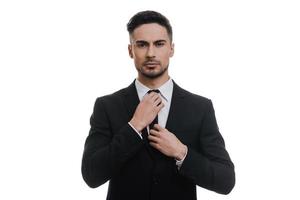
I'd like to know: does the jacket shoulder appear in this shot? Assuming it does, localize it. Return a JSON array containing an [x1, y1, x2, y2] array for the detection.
[[176, 84, 211, 105], [96, 87, 126, 100]]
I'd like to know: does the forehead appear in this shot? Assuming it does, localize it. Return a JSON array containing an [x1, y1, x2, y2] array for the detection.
[[131, 23, 170, 43]]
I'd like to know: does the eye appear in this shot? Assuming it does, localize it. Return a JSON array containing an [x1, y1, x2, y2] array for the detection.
[[136, 42, 148, 48], [155, 42, 165, 47]]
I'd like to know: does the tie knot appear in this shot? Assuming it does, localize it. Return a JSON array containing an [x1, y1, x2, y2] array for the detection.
[[147, 89, 160, 94]]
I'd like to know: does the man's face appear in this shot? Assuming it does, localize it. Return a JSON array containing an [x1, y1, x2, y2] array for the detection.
[[128, 23, 174, 79]]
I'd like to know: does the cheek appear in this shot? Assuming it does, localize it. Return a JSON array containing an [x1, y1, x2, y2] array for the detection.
[[133, 57, 144, 67], [133, 52, 145, 61], [135, 57, 144, 64], [160, 50, 172, 59], [161, 54, 171, 63]]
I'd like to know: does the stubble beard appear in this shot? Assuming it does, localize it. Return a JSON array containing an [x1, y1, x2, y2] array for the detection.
[[137, 64, 169, 79]]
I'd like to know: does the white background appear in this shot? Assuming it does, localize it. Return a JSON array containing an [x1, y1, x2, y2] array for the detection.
[[1, 0, 300, 199]]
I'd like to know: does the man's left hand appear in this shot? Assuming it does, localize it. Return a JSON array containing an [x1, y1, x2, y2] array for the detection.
[[148, 124, 187, 160]]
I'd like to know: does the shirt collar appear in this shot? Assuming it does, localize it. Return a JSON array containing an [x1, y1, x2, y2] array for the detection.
[[135, 78, 173, 102]]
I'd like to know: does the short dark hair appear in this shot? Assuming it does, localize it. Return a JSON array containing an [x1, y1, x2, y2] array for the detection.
[[127, 10, 173, 41]]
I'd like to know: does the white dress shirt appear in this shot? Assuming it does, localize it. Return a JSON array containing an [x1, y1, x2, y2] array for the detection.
[[128, 78, 187, 168]]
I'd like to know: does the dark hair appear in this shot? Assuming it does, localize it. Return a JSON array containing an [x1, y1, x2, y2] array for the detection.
[[127, 10, 173, 41]]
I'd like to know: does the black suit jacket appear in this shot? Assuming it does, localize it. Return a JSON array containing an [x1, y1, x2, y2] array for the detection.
[[82, 81, 235, 200]]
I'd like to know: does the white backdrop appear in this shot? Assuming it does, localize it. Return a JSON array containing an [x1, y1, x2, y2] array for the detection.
[[1, 0, 300, 199]]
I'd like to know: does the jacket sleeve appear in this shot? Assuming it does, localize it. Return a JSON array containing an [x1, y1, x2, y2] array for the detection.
[[178, 100, 235, 194], [81, 97, 143, 188]]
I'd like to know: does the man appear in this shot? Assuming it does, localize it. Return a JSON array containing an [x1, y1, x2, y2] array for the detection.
[[81, 10, 235, 200]]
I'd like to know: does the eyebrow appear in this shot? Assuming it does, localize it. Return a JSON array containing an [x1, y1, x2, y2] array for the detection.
[[135, 39, 167, 44]]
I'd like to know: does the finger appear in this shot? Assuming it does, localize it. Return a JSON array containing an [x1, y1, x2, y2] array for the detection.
[[148, 135, 159, 142], [151, 93, 160, 102], [148, 91, 158, 97], [141, 95, 149, 102], [151, 124, 160, 131], [153, 124, 163, 131], [156, 102, 164, 111], [154, 97, 162, 106], [146, 92, 156, 99], [149, 129, 159, 136], [143, 93, 158, 104], [149, 142, 160, 150]]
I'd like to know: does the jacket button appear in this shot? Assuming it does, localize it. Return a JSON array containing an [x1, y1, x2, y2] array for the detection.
[[153, 177, 159, 185]]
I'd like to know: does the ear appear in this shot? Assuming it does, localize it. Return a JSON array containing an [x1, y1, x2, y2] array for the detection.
[[128, 44, 133, 58], [170, 43, 175, 57]]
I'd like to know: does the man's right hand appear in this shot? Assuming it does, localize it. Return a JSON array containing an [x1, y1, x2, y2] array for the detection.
[[129, 91, 164, 132]]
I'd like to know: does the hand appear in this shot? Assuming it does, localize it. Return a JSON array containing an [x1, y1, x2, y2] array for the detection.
[[148, 124, 187, 160], [130, 92, 164, 132]]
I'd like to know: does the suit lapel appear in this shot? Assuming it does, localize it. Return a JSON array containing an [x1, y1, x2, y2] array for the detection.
[[123, 80, 140, 120], [165, 81, 186, 133]]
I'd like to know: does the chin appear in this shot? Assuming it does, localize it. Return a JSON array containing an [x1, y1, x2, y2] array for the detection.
[[137, 65, 168, 78], [143, 70, 167, 79]]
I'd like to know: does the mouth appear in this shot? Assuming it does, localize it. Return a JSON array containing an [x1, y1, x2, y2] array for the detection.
[[144, 62, 160, 68]]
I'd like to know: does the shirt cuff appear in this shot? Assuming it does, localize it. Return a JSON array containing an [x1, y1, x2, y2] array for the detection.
[[128, 122, 143, 139], [175, 147, 188, 169]]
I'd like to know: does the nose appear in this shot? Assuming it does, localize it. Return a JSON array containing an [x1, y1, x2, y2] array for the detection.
[[146, 44, 155, 58]]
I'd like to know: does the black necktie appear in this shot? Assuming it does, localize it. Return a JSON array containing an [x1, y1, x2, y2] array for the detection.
[[142, 89, 160, 140]]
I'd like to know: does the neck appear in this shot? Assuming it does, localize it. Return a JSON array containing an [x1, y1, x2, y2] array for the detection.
[[137, 73, 170, 89]]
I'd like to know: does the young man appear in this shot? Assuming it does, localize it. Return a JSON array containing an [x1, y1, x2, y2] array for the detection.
[[82, 10, 235, 200]]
